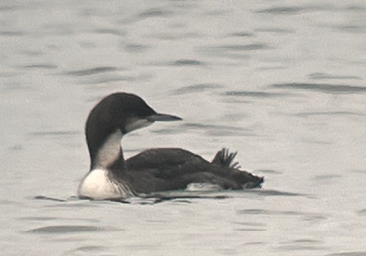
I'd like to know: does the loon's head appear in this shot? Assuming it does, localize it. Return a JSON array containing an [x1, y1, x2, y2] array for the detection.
[[85, 92, 182, 168]]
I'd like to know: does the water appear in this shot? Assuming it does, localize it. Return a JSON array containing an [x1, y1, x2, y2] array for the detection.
[[1, 0, 366, 255]]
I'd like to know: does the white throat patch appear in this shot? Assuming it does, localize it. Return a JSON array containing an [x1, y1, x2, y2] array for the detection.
[[125, 118, 153, 133], [94, 129, 123, 169]]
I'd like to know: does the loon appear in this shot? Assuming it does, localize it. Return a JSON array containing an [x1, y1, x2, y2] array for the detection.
[[78, 92, 264, 200]]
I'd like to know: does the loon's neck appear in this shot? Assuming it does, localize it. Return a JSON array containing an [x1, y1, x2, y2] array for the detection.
[[91, 129, 125, 172], [79, 129, 133, 200]]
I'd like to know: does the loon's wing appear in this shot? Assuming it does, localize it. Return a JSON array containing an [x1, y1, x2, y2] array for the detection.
[[126, 147, 241, 169], [126, 148, 208, 170], [123, 148, 263, 194]]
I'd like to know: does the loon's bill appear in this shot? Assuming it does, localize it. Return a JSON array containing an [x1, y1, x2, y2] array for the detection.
[[147, 113, 182, 122]]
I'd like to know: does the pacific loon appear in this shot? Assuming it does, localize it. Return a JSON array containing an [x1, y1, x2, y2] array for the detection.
[[78, 92, 263, 200]]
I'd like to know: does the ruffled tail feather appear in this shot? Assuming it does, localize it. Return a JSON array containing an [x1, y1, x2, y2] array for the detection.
[[211, 148, 264, 188], [211, 148, 241, 169]]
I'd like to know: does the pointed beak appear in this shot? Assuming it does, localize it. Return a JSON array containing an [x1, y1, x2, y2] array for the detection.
[[147, 113, 182, 122]]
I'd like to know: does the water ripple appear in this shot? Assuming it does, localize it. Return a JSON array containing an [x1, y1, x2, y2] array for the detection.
[[256, 28, 295, 34], [238, 207, 328, 225], [238, 208, 325, 220], [335, 25, 366, 33], [82, 75, 137, 84], [0, 31, 25, 36], [256, 6, 306, 15], [20, 64, 58, 70], [182, 123, 250, 134], [256, 169, 283, 175], [294, 111, 364, 117], [172, 59, 205, 66], [203, 43, 269, 52], [326, 252, 366, 256], [138, 8, 173, 18], [93, 28, 126, 36], [178, 122, 254, 137], [238, 209, 302, 215], [357, 209, 366, 216], [277, 238, 325, 251], [256, 4, 332, 15], [270, 83, 366, 94], [309, 73, 362, 80], [66, 246, 105, 254], [0, 5, 18, 12], [172, 83, 222, 94], [63, 67, 118, 77], [244, 189, 312, 197], [312, 174, 342, 181], [124, 44, 149, 53], [223, 90, 288, 98], [28, 131, 80, 137], [198, 43, 270, 60], [26, 225, 113, 234], [230, 32, 254, 37]]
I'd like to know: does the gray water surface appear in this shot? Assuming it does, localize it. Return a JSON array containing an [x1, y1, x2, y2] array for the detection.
[[1, 0, 366, 255]]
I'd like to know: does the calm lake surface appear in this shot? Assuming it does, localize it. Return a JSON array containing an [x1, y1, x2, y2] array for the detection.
[[1, 0, 366, 255]]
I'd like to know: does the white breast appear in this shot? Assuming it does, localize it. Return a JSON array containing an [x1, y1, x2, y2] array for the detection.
[[78, 169, 132, 200]]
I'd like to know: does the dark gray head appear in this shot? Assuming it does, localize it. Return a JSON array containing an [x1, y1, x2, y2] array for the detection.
[[85, 92, 182, 167]]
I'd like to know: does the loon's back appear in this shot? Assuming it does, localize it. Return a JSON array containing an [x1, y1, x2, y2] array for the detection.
[[123, 148, 263, 193]]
